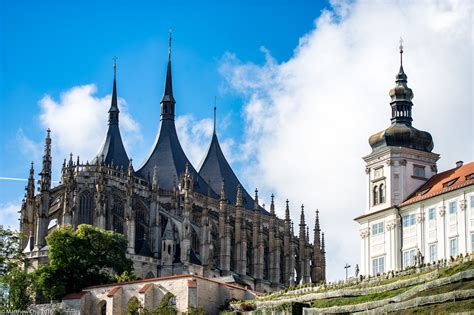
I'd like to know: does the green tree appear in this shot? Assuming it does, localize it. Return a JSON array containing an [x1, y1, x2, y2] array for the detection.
[[152, 293, 177, 315], [0, 227, 32, 310], [34, 224, 133, 299]]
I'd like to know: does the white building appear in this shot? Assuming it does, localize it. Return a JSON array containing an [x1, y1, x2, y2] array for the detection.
[[354, 46, 474, 276]]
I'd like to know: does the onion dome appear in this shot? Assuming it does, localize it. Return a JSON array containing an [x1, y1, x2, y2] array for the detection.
[[369, 41, 433, 153]]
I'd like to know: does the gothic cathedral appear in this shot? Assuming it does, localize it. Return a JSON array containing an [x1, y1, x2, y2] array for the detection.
[[19, 38, 326, 292]]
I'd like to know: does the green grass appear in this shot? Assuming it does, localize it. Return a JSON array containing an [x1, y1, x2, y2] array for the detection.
[[310, 286, 411, 308], [437, 260, 474, 278], [411, 278, 474, 298], [390, 298, 474, 314]]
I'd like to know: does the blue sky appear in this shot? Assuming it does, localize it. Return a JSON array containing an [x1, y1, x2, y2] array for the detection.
[[1, 0, 472, 280], [0, 0, 328, 211]]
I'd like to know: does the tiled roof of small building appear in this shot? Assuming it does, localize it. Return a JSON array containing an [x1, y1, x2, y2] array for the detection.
[[400, 162, 474, 206]]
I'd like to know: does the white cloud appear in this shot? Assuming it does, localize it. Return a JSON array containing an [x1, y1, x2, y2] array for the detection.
[[220, 0, 473, 280], [0, 201, 21, 230], [16, 129, 42, 161], [38, 84, 142, 167], [176, 114, 237, 169]]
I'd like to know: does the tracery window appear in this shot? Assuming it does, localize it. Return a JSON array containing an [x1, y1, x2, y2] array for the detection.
[[135, 202, 148, 241], [112, 197, 124, 234], [78, 190, 94, 225]]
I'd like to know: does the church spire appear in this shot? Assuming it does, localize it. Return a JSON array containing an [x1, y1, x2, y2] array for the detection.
[[161, 29, 176, 121], [299, 204, 306, 241], [285, 199, 290, 221], [39, 129, 52, 192], [26, 162, 35, 199], [389, 38, 413, 126], [213, 96, 217, 135], [254, 188, 259, 211], [108, 57, 119, 125], [270, 193, 275, 216], [314, 209, 321, 246], [236, 184, 243, 207]]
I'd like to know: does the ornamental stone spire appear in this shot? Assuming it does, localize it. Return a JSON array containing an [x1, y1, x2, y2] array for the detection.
[[161, 29, 176, 121]]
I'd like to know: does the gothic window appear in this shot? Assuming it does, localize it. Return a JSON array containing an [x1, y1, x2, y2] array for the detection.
[[191, 228, 199, 255], [263, 240, 269, 280], [230, 229, 235, 271], [112, 197, 124, 234], [135, 202, 148, 241], [279, 242, 285, 284], [379, 184, 385, 204], [78, 190, 94, 225], [373, 186, 379, 206], [246, 229, 252, 276]]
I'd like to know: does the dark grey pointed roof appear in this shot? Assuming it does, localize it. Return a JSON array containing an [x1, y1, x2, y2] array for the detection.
[[95, 70, 130, 169], [137, 119, 214, 195], [136, 53, 217, 197], [199, 132, 261, 212]]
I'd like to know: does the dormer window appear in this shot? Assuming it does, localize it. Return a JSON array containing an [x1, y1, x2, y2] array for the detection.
[[443, 178, 458, 188]]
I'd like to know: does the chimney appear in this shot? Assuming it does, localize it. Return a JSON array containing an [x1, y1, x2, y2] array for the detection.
[[456, 161, 463, 168]]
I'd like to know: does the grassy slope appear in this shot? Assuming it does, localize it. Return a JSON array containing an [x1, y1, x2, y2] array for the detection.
[[247, 259, 474, 313]]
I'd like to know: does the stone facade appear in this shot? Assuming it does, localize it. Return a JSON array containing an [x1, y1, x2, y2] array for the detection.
[[62, 274, 256, 315]]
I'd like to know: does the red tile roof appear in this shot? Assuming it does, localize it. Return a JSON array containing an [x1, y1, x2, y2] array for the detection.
[[85, 273, 257, 294], [400, 162, 474, 206], [106, 287, 121, 297], [138, 283, 153, 293], [63, 291, 89, 300]]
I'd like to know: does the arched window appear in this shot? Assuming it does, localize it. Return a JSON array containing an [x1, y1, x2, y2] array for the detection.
[[112, 197, 124, 234], [135, 202, 148, 241], [379, 184, 385, 204], [246, 228, 252, 276], [97, 301, 106, 315], [373, 186, 379, 206], [78, 191, 94, 225], [263, 239, 269, 280], [191, 228, 200, 255]]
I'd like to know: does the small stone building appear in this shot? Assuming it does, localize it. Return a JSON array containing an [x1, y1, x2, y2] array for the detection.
[[62, 274, 256, 315]]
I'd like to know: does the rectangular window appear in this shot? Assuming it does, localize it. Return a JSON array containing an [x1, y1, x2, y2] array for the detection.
[[403, 249, 416, 268], [372, 222, 384, 235], [428, 208, 436, 220], [413, 165, 426, 178], [450, 238, 458, 257], [429, 243, 437, 262], [402, 214, 417, 228], [402, 215, 409, 227], [471, 195, 474, 208], [449, 201, 457, 214], [372, 256, 385, 275], [374, 167, 384, 179]]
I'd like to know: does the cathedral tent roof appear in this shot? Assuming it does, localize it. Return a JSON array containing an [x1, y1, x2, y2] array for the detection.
[[95, 63, 130, 169], [136, 37, 217, 197], [198, 132, 256, 210]]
